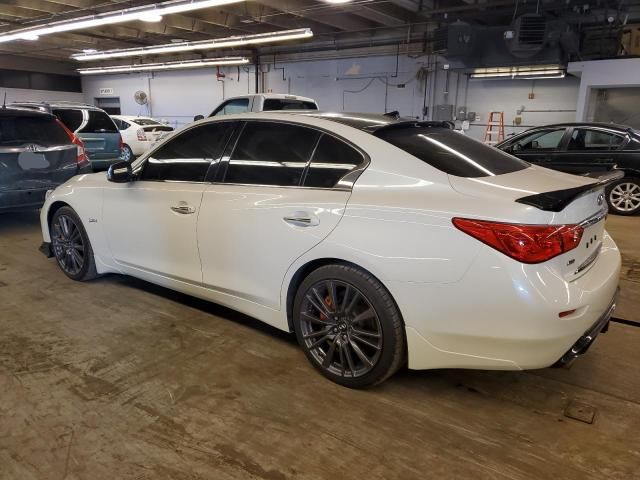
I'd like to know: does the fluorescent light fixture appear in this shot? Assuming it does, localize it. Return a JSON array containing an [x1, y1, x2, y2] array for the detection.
[[470, 65, 566, 80], [0, 0, 242, 44], [139, 14, 164, 22], [77, 57, 249, 75], [72, 28, 313, 61]]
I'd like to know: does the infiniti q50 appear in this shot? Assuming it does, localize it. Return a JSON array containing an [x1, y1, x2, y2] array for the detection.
[[39, 112, 621, 388]]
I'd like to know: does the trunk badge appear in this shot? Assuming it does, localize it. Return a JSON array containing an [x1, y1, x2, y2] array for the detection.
[[597, 194, 604, 206]]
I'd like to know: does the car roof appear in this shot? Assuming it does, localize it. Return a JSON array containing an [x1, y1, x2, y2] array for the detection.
[[225, 93, 317, 103], [11, 101, 104, 111], [200, 111, 453, 134], [0, 105, 54, 118], [522, 122, 635, 132]]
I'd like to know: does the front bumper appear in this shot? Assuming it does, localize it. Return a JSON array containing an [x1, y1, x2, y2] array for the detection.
[[553, 290, 618, 367]]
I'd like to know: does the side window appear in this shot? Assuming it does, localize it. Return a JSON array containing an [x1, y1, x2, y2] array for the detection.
[[112, 118, 124, 130], [569, 129, 625, 151], [304, 134, 364, 188], [224, 121, 320, 186], [140, 122, 235, 182], [515, 129, 565, 151], [52, 108, 84, 132], [212, 98, 250, 116]]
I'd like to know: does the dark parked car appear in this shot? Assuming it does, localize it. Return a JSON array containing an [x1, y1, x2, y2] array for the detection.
[[496, 123, 640, 215], [12, 101, 122, 170], [0, 107, 90, 212]]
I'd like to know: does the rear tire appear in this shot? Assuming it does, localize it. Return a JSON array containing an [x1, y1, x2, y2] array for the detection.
[[120, 144, 134, 162], [293, 264, 405, 388], [50, 206, 98, 281], [606, 177, 640, 216]]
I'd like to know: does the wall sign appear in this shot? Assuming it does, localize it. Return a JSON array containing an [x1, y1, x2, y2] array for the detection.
[[98, 88, 114, 95]]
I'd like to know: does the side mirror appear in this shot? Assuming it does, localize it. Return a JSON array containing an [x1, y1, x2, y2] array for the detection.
[[107, 161, 134, 183], [193, 114, 204, 121]]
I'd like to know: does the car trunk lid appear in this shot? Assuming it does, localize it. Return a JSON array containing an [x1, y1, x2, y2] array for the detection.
[[449, 165, 614, 281]]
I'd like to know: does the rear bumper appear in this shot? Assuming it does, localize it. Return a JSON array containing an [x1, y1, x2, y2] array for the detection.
[[553, 290, 618, 367]]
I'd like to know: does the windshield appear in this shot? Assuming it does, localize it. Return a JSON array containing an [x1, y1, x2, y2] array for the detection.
[[376, 127, 529, 178]]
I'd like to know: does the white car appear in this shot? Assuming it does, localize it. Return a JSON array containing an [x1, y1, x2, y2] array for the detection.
[[39, 112, 621, 388], [207, 93, 318, 117], [111, 115, 174, 161]]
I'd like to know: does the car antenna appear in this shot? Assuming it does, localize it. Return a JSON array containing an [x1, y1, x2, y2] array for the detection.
[[2, 92, 6, 109]]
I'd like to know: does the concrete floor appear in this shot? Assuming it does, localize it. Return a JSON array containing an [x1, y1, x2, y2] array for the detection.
[[1, 212, 639, 480]]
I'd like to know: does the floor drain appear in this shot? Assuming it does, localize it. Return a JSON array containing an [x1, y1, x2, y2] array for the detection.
[[564, 400, 597, 424]]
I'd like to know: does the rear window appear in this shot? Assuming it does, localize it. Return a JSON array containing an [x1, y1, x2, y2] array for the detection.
[[0, 116, 70, 147], [53, 108, 83, 132], [263, 99, 317, 111], [376, 127, 529, 178], [131, 118, 162, 126], [79, 110, 118, 134]]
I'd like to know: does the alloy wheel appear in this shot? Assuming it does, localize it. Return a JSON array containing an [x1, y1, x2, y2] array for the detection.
[[609, 182, 640, 213], [51, 214, 85, 276], [120, 146, 132, 162], [299, 280, 383, 378]]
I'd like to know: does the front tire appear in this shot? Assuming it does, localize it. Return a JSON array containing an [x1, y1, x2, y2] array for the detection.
[[50, 206, 98, 281], [606, 177, 640, 215], [293, 264, 405, 388]]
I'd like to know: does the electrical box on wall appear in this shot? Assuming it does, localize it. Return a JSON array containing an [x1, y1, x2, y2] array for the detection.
[[467, 111, 476, 121], [434, 104, 454, 121], [456, 106, 467, 119]]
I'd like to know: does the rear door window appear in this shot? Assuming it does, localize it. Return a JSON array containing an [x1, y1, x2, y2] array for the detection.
[[376, 127, 529, 178], [79, 110, 118, 134], [263, 99, 318, 111], [52, 108, 83, 132], [140, 122, 235, 182], [224, 121, 320, 186], [304, 134, 364, 188], [568, 128, 626, 151], [0, 115, 70, 147]]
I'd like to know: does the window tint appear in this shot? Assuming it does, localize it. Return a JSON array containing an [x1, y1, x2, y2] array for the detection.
[[0, 115, 70, 147], [225, 121, 320, 186], [376, 127, 529, 178], [79, 110, 117, 134], [212, 98, 250, 116], [263, 99, 318, 111], [568, 128, 625, 151], [515, 129, 565, 151], [304, 134, 364, 188], [141, 122, 235, 182], [52, 108, 83, 132]]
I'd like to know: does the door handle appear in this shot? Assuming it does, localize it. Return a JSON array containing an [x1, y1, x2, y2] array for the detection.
[[170, 204, 196, 215], [283, 212, 319, 227]]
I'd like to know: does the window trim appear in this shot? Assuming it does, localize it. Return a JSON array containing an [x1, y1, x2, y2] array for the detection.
[[217, 119, 369, 191]]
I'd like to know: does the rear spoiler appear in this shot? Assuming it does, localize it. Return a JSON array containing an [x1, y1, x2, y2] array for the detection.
[[515, 170, 624, 212]]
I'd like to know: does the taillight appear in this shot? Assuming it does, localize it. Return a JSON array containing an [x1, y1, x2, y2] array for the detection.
[[136, 129, 148, 141], [56, 119, 89, 168], [452, 218, 583, 264]]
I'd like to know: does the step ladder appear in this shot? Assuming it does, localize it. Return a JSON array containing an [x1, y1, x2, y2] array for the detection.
[[484, 111, 505, 145]]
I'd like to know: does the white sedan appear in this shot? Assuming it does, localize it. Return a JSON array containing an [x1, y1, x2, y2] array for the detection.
[[111, 115, 173, 161], [39, 112, 621, 388]]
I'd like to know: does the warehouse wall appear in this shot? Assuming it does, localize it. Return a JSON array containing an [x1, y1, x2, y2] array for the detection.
[[3, 87, 83, 104], [82, 53, 580, 140]]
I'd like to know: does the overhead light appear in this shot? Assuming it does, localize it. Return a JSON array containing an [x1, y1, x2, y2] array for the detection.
[[77, 57, 250, 75], [0, 0, 242, 44], [470, 65, 566, 80], [139, 14, 163, 22], [20, 33, 40, 41], [71, 28, 313, 61]]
